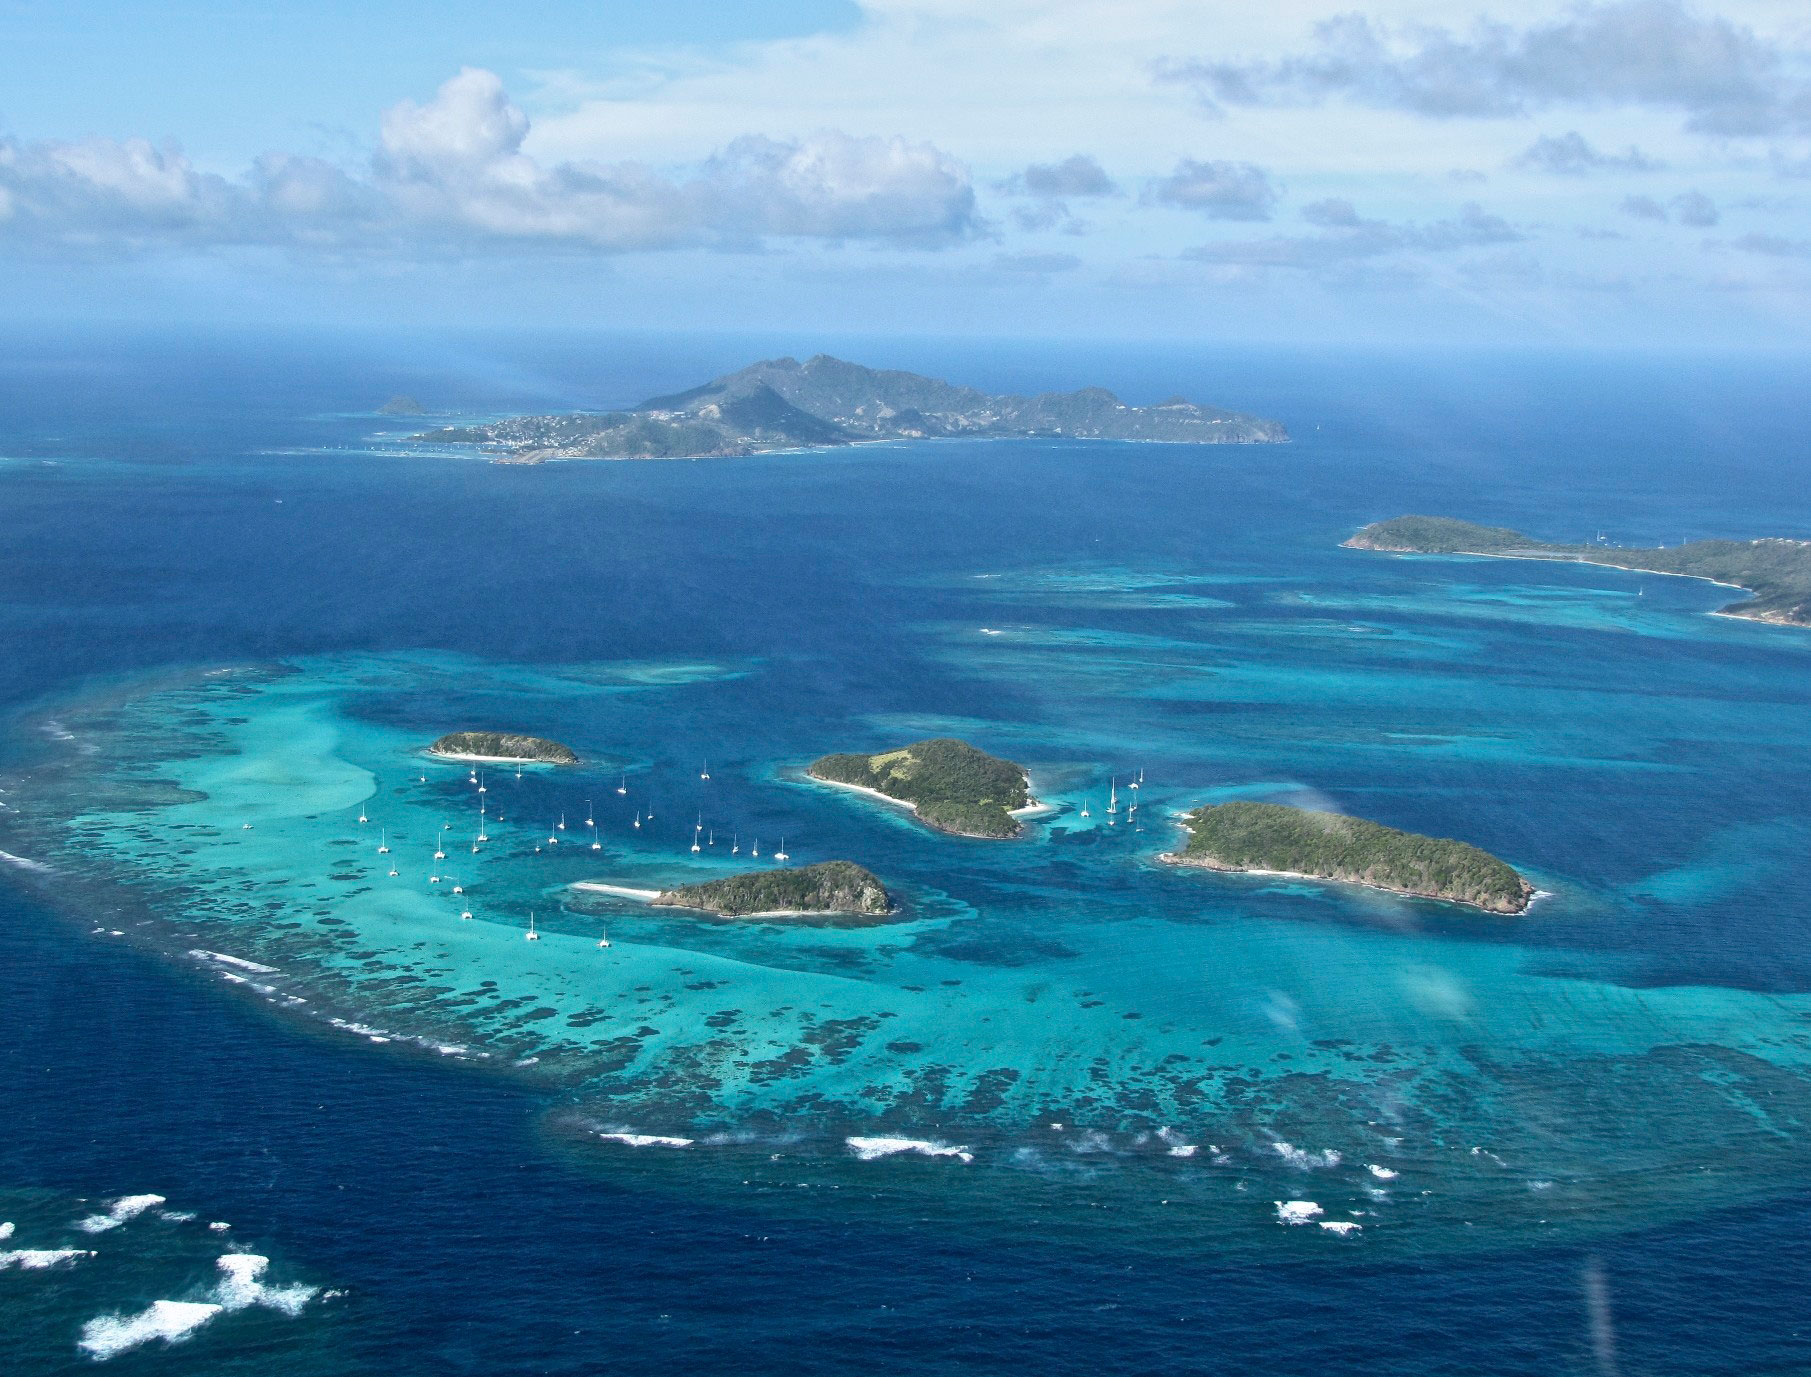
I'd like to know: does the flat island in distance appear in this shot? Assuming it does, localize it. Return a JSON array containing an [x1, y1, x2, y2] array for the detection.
[[807, 737, 1034, 839], [1347, 515, 1811, 628], [1162, 801, 1534, 914], [649, 861, 892, 919], [423, 354, 1287, 463], [427, 731, 579, 765]]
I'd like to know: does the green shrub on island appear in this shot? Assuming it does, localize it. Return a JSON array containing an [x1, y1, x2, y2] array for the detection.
[[807, 738, 1030, 839], [1346, 516, 1811, 626], [427, 731, 578, 764], [653, 861, 892, 917], [1167, 801, 1532, 913]]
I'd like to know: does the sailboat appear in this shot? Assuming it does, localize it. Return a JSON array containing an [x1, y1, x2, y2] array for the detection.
[[477, 772, 486, 794], [557, 812, 566, 831], [731, 832, 739, 855], [597, 924, 610, 949], [585, 800, 595, 827], [451, 883, 463, 894], [773, 838, 790, 862], [1080, 799, 1091, 818], [616, 774, 628, 796], [751, 839, 760, 858], [590, 832, 602, 851], [708, 830, 715, 847], [358, 803, 368, 824], [690, 816, 702, 854], [434, 837, 446, 861], [1106, 779, 1118, 815], [1129, 771, 1140, 792], [378, 828, 390, 855], [547, 824, 558, 845], [468, 769, 477, 784], [460, 907, 473, 920], [525, 911, 539, 942], [633, 811, 642, 830], [700, 760, 711, 781], [645, 804, 655, 822]]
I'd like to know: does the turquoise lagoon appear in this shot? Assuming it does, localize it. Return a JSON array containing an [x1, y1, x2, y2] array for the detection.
[[10, 527, 1811, 1254]]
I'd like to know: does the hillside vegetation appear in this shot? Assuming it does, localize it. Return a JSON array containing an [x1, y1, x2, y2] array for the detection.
[[808, 737, 1031, 839], [1167, 801, 1532, 913], [653, 861, 892, 918], [1347, 516, 1811, 626]]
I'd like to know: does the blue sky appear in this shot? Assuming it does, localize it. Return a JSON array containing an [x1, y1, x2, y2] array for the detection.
[[2, 1, 1808, 345]]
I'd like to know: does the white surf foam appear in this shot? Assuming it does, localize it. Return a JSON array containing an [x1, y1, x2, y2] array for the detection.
[[188, 949, 278, 974], [1367, 1164, 1399, 1180], [78, 1300, 223, 1359], [1272, 1141, 1342, 1170], [597, 1132, 694, 1149], [0, 1222, 10, 1240], [76, 1194, 166, 1233], [1275, 1200, 1323, 1225], [1, 1246, 95, 1270], [1319, 1220, 1363, 1237], [846, 1136, 974, 1164], [0, 848, 52, 873], [1156, 1127, 1197, 1157], [214, 1253, 319, 1316]]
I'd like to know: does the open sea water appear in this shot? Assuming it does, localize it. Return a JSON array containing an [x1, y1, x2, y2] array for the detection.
[[1, 329, 1808, 1374]]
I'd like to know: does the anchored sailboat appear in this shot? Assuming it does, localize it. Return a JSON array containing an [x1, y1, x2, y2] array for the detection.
[[525, 911, 539, 942], [773, 838, 790, 862]]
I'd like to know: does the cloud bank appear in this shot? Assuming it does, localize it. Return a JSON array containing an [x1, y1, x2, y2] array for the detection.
[[1163, 1, 1811, 136], [0, 68, 981, 256]]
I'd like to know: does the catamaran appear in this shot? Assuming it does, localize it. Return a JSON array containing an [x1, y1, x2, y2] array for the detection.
[[633, 812, 642, 830], [751, 839, 760, 858], [525, 912, 539, 942], [1080, 799, 1091, 818], [597, 924, 610, 949], [700, 760, 711, 780], [773, 838, 790, 862], [731, 832, 739, 855], [615, 774, 628, 795], [378, 828, 390, 855], [358, 803, 368, 824], [477, 772, 486, 794], [691, 816, 703, 854]]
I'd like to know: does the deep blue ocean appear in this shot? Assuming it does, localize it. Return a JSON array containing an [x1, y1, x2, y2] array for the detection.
[[2, 329, 1809, 1374]]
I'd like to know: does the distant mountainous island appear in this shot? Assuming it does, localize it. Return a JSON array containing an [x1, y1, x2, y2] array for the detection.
[[1347, 516, 1811, 628], [422, 355, 1288, 463], [807, 737, 1034, 839], [1162, 801, 1533, 914]]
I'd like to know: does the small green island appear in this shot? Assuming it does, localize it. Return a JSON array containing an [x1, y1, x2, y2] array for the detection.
[[427, 731, 578, 765], [1346, 516, 1811, 627], [1162, 801, 1533, 914], [651, 861, 892, 918], [807, 737, 1034, 839]]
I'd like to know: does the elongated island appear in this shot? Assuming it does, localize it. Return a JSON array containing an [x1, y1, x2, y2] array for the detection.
[[649, 862, 893, 919], [1162, 801, 1533, 913], [807, 737, 1034, 839], [1346, 516, 1811, 628], [423, 354, 1287, 463], [427, 731, 578, 765]]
